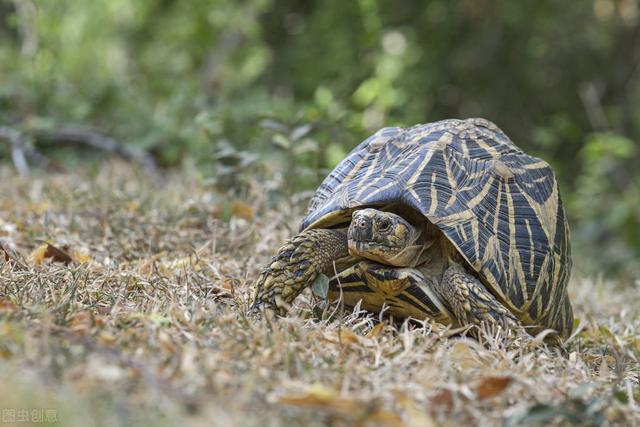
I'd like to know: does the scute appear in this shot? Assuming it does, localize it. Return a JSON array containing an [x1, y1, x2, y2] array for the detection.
[[301, 118, 572, 333]]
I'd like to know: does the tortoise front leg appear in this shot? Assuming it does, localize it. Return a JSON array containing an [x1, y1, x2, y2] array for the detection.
[[439, 263, 519, 330], [326, 261, 452, 323], [251, 228, 350, 317]]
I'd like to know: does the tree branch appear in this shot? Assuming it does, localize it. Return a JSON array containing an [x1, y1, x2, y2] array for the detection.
[[0, 125, 157, 175], [33, 127, 157, 173]]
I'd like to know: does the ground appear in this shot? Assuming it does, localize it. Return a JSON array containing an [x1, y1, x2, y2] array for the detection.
[[0, 163, 638, 427]]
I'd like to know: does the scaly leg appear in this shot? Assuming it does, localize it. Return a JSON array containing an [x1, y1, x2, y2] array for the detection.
[[439, 263, 519, 330], [250, 228, 351, 317]]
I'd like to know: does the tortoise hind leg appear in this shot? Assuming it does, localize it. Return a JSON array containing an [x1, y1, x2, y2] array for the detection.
[[439, 263, 519, 330], [326, 261, 451, 323]]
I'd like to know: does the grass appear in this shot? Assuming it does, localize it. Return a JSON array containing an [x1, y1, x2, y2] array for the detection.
[[0, 163, 638, 427]]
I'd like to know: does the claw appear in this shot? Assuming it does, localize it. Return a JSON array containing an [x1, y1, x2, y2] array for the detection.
[[249, 228, 349, 322], [248, 301, 262, 318], [247, 298, 277, 321]]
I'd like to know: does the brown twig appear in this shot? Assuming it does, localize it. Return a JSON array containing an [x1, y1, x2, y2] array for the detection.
[[33, 127, 157, 173]]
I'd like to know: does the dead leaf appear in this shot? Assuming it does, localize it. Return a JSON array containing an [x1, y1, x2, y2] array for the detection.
[[474, 376, 512, 400], [276, 385, 402, 426], [69, 248, 92, 264], [276, 385, 359, 413], [369, 408, 404, 427], [336, 329, 360, 345], [367, 322, 385, 339], [158, 331, 177, 355], [131, 252, 166, 275], [395, 391, 437, 427], [0, 242, 12, 262], [320, 329, 379, 348], [231, 200, 254, 220], [163, 254, 204, 275], [98, 331, 117, 346], [68, 311, 94, 335], [430, 389, 454, 410], [430, 376, 512, 412], [220, 278, 237, 295], [0, 298, 19, 314], [30, 243, 73, 265], [127, 201, 140, 213], [449, 340, 482, 369]]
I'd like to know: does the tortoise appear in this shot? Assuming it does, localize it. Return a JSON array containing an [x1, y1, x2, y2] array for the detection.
[[251, 118, 573, 340]]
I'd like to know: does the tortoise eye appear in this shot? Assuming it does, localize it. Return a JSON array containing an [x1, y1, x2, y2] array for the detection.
[[378, 218, 392, 232]]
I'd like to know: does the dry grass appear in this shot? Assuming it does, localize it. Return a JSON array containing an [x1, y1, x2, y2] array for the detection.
[[0, 163, 638, 427]]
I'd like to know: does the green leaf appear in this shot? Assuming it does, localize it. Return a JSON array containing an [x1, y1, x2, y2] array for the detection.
[[290, 124, 312, 141], [293, 138, 319, 155], [260, 119, 288, 133], [272, 134, 291, 150], [312, 273, 330, 299]]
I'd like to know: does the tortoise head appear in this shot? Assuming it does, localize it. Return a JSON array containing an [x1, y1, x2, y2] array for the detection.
[[347, 208, 427, 267]]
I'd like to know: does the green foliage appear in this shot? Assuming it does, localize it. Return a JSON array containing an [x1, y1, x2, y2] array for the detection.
[[1, 0, 639, 277], [570, 133, 640, 277]]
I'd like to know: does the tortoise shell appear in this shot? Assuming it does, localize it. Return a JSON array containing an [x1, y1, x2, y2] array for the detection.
[[301, 118, 573, 336]]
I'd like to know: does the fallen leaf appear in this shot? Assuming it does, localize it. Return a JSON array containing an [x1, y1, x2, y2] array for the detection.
[[68, 311, 94, 335], [367, 322, 385, 339], [430, 389, 454, 410], [320, 328, 379, 348], [98, 331, 117, 346], [0, 242, 11, 262], [0, 298, 19, 313], [127, 201, 140, 213], [474, 376, 512, 400], [158, 331, 177, 355], [163, 254, 205, 275], [231, 200, 254, 220], [220, 278, 237, 294], [430, 376, 512, 412], [395, 391, 437, 427], [69, 248, 92, 264], [449, 340, 482, 369], [369, 408, 404, 427], [30, 243, 73, 265], [276, 385, 402, 426], [27, 201, 52, 215], [29, 244, 49, 264], [130, 252, 166, 275], [276, 384, 358, 413], [338, 329, 361, 345], [312, 273, 329, 299]]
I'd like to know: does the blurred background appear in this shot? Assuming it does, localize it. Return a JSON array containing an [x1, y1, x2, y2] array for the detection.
[[0, 0, 638, 279]]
